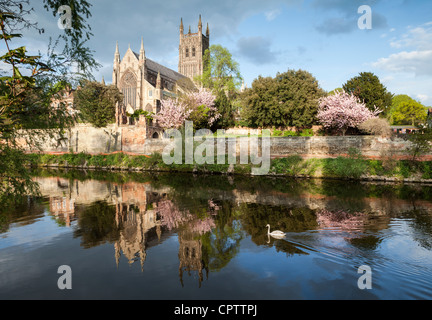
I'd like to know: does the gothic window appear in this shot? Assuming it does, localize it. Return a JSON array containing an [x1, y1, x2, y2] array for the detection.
[[185, 48, 189, 58], [145, 103, 153, 112], [148, 90, 152, 97], [156, 100, 161, 113], [120, 71, 137, 109], [192, 47, 196, 57]]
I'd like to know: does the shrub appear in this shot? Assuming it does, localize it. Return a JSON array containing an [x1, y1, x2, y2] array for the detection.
[[271, 155, 304, 175], [407, 127, 432, 161], [323, 148, 368, 179], [299, 128, 314, 136], [272, 129, 283, 136], [358, 118, 392, 137], [283, 130, 297, 136]]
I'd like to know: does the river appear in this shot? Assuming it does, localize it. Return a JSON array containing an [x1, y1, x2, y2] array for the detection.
[[1, 169, 431, 299]]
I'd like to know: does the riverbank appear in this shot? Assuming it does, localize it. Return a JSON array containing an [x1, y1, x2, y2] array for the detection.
[[24, 151, 432, 184]]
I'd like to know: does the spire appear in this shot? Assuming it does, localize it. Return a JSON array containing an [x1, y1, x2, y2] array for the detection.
[[139, 37, 145, 61], [101, 76, 105, 85], [180, 17, 184, 34], [198, 14, 202, 31], [206, 22, 209, 37], [114, 41, 120, 64], [188, 25, 191, 34]]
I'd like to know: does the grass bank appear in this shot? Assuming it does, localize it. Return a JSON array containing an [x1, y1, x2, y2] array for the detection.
[[24, 151, 432, 183]]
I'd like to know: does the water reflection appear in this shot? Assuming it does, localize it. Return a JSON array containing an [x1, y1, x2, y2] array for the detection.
[[1, 170, 432, 298]]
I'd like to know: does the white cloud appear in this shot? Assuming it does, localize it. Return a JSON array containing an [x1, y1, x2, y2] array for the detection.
[[372, 50, 432, 76], [373, 22, 432, 77], [264, 9, 281, 21], [390, 22, 432, 50], [416, 94, 429, 104], [371, 21, 432, 106]]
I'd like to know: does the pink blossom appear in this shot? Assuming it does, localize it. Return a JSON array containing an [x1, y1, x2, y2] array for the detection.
[[153, 88, 220, 129], [187, 88, 221, 126], [156, 199, 218, 234], [316, 209, 367, 231], [317, 90, 381, 135], [156, 200, 192, 230], [189, 217, 216, 235], [153, 98, 192, 129]]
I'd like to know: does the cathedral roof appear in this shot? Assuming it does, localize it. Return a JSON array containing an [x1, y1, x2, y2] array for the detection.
[[132, 51, 186, 82]]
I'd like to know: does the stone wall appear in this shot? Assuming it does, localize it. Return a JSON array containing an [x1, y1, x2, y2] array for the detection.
[[20, 124, 431, 159]]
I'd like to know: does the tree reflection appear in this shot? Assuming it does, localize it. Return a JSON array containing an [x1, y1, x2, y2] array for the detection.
[[239, 203, 318, 244], [0, 195, 46, 233], [315, 209, 367, 231], [73, 201, 120, 248], [155, 197, 243, 287], [156, 199, 217, 235], [401, 208, 432, 250]]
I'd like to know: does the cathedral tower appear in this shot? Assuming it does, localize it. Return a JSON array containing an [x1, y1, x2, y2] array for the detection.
[[178, 15, 209, 82]]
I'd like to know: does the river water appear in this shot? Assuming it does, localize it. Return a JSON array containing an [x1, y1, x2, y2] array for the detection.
[[1, 169, 432, 300]]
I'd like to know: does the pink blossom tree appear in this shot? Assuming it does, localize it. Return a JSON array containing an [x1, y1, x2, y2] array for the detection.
[[183, 88, 221, 129], [153, 88, 220, 129], [156, 199, 218, 235], [153, 98, 191, 129], [316, 209, 367, 231], [317, 90, 381, 135]]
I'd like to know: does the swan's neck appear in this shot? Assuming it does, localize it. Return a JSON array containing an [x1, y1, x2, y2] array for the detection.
[[267, 225, 270, 234]]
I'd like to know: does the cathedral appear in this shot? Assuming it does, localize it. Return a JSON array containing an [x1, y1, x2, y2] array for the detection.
[[112, 15, 209, 116]]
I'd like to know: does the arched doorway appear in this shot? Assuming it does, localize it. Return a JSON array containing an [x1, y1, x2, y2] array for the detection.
[[152, 132, 159, 139]]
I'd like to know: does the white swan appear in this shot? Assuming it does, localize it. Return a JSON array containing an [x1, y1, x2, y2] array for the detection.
[[266, 224, 286, 239]]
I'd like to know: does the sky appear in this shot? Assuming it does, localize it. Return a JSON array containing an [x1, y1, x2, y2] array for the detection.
[[12, 0, 432, 106]]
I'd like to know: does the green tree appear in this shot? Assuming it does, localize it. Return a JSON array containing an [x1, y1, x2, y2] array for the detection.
[[241, 69, 326, 128], [328, 88, 343, 95], [342, 72, 393, 116], [0, 1, 98, 202], [195, 44, 242, 98], [213, 90, 235, 129], [74, 81, 123, 128], [389, 94, 427, 125], [392, 100, 427, 126]]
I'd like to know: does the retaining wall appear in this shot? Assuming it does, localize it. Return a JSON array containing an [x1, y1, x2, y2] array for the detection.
[[18, 124, 431, 159]]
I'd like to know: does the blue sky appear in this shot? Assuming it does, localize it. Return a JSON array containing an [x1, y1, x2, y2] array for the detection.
[[16, 0, 432, 106]]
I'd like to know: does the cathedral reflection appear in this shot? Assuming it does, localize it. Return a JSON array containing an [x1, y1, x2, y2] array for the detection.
[[43, 177, 213, 286], [178, 230, 208, 288], [50, 197, 76, 227]]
